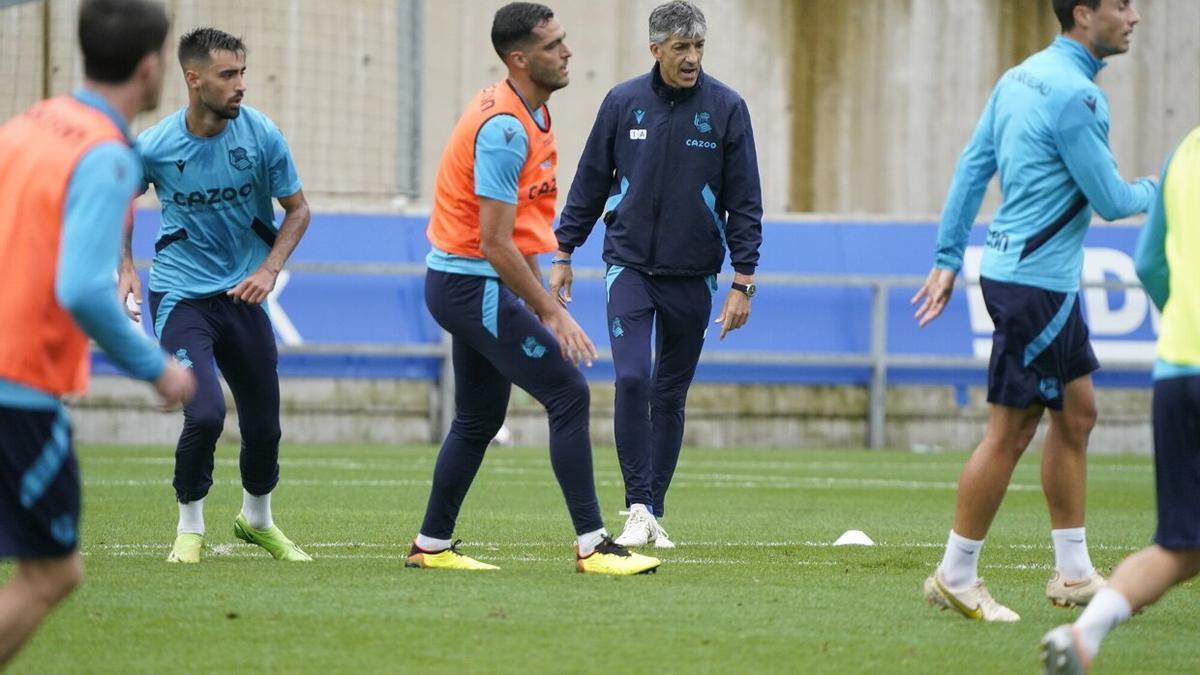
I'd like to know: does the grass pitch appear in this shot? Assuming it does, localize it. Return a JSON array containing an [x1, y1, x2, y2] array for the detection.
[[4, 444, 1197, 674]]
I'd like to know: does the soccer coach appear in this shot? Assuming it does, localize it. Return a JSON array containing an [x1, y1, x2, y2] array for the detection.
[[551, 0, 763, 548]]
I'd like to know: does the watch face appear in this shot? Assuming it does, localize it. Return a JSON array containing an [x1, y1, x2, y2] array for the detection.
[[745, 283, 757, 298]]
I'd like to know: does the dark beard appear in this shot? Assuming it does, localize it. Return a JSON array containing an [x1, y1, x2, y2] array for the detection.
[[530, 66, 567, 93], [205, 98, 240, 120]]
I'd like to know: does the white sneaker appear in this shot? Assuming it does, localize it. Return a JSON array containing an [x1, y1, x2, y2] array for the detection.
[[1046, 570, 1106, 608], [1040, 624, 1090, 674], [923, 570, 1020, 622], [613, 505, 653, 547], [651, 519, 676, 549]]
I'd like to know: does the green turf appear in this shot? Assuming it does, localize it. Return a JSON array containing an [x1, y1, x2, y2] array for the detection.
[[4, 444, 1196, 674]]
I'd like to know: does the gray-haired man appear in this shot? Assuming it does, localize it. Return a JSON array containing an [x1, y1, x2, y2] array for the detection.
[[552, 0, 764, 548]]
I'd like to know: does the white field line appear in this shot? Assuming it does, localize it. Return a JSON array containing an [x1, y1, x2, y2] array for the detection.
[[83, 539, 1142, 553], [85, 455, 1151, 475], [82, 475, 1042, 492], [83, 547, 1067, 571]]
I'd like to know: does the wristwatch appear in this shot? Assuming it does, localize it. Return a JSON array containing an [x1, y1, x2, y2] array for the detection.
[[731, 281, 756, 298]]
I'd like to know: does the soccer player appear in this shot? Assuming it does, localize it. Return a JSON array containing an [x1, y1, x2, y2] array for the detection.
[[552, 0, 763, 548], [1039, 126, 1200, 673], [913, 0, 1156, 621], [407, 2, 660, 576], [0, 0, 195, 665], [118, 27, 312, 563]]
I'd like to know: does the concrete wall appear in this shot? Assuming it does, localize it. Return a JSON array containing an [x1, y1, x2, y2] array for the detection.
[[74, 376, 1154, 454], [788, 0, 1200, 215], [1, 0, 411, 210], [419, 0, 795, 216], [4, 0, 1196, 215]]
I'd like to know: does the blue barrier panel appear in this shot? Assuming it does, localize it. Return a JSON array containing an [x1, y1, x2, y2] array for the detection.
[[94, 211, 1153, 387]]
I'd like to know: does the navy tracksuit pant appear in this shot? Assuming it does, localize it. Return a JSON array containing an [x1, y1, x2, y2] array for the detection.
[[150, 292, 281, 503], [606, 266, 714, 518], [420, 270, 604, 538]]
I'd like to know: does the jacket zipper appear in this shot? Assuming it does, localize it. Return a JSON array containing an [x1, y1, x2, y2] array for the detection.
[[648, 99, 675, 275]]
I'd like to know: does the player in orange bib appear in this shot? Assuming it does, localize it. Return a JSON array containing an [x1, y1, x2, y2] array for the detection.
[[0, 0, 194, 667], [407, 2, 660, 576]]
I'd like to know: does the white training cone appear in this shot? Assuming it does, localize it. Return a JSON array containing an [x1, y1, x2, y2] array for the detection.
[[833, 530, 875, 546]]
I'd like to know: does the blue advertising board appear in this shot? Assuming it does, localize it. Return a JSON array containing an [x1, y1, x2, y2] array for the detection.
[[95, 211, 1154, 387]]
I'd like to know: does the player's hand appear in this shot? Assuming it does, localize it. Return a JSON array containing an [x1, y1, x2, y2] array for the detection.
[[227, 268, 278, 305], [117, 262, 142, 322], [549, 259, 573, 307], [542, 307, 598, 368], [153, 359, 195, 412], [714, 289, 751, 340], [911, 267, 957, 328]]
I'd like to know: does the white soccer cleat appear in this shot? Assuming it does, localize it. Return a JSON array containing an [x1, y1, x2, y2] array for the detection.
[[1046, 570, 1106, 608], [923, 570, 1020, 622], [651, 519, 676, 549], [613, 504, 653, 547], [1040, 624, 1090, 674]]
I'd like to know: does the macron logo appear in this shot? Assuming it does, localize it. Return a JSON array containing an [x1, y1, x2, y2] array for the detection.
[[503, 127, 517, 144], [174, 159, 186, 173], [1084, 96, 1097, 113], [634, 109, 645, 124]]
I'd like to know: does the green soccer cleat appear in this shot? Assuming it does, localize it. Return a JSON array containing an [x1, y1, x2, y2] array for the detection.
[[167, 532, 204, 564], [576, 536, 661, 576], [233, 514, 312, 561], [405, 540, 500, 570]]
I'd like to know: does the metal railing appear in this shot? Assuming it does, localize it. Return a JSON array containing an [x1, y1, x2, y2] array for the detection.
[[134, 260, 1154, 449]]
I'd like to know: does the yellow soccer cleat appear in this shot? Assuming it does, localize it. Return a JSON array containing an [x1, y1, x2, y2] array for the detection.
[[233, 514, 313, 561], [167, 532, 204, 564], [576, 536, 661, 576], [405, 540, 499, 571]]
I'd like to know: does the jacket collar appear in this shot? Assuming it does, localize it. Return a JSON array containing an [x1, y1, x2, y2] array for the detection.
[[1051, 35, 1106, 81], [71, 87, 132, 142], [650, 62, 703, 105]]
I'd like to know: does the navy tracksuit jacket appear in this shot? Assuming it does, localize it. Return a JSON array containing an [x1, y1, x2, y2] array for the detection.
[[556, 65, 764, 516]]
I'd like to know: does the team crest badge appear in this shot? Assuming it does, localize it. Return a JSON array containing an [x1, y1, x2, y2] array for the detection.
[[229, 147, 253, 171], [1039, 377, 1061, 401], [521, 336, 547, 359], [693, 112, 712, 133]]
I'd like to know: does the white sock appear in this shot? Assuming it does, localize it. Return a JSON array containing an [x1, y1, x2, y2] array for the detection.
[[1052, 527, 1095, 579], [1074, 587, 1132, 659], [415, 534, 452, 552], [939, 530, 984, 588], [577, 528, 607, 557], [241, 489, 273, 529], [177, 498, 205, 535]]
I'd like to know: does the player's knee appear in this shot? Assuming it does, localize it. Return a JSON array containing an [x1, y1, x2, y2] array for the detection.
[[546, 370, 590, 422], [19, 554, 83, 606], [451, 413, 505, 443], [185, 406, 226, 437], [1069, 403, 1098, 438], [652, 385, 688, 413], [244, 424, 281, 448], [614, 371, 650, 399]]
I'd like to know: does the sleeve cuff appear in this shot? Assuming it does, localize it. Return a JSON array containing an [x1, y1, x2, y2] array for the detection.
[[732, 264, 757, 275], [934, 257, 962, 273], [140, 351, 168, 383]]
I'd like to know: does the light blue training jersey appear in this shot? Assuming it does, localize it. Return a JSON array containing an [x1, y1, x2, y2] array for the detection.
[[935, 36, 1156, 293], [135, 104, 302, 299], [425, 108, 545, 278]]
